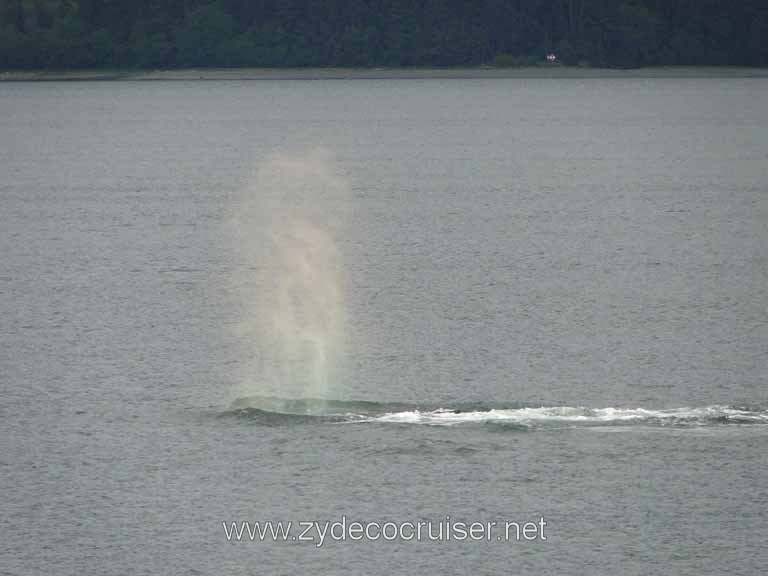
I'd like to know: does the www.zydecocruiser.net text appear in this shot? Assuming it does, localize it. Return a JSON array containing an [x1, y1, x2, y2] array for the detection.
[[222, 516, 547, 546]]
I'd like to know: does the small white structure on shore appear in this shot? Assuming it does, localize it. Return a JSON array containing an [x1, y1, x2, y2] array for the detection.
[[546, 53, 557, 62]]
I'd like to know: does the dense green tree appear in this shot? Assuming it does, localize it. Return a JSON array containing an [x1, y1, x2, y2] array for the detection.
[[174, 3, 234, 66], [0, 0, 765, 69]]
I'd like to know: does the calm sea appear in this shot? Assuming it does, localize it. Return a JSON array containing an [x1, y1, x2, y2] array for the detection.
[[1, 76, 767, 574]]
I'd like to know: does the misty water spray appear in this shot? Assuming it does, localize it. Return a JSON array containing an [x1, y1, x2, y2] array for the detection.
[[230, 150, 349, 404]]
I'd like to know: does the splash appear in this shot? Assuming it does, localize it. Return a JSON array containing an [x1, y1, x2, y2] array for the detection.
[[364, 405, 768, 426], [224, 397, 768, 429], [230, 150, 349, 402]]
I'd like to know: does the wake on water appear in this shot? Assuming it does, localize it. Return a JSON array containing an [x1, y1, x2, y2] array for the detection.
[[224, 395, 768, 429]]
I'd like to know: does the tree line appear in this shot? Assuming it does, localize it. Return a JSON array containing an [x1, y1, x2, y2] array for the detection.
[[1, 0, 766, 69]]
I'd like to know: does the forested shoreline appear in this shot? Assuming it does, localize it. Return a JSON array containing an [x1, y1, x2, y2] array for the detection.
[[1, 1, 766, 70]]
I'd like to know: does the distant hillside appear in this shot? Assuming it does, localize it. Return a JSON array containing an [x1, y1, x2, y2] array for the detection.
[[1, 0, 766, 69]]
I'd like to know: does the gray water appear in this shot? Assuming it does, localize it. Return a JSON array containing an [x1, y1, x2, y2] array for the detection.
[[1, 77, 767, 575]]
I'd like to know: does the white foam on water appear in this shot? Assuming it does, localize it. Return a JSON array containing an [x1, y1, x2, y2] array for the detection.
[[366, 406, 768, 427]]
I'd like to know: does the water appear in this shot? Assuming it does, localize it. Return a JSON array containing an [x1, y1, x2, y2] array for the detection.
[[1, 76, 767, 574]]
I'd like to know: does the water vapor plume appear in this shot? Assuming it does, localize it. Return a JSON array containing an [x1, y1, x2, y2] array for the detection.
[[230, 149, 349, 403]]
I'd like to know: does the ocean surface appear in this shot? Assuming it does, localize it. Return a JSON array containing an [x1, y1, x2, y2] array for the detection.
[[1, 76, 767, 574]]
